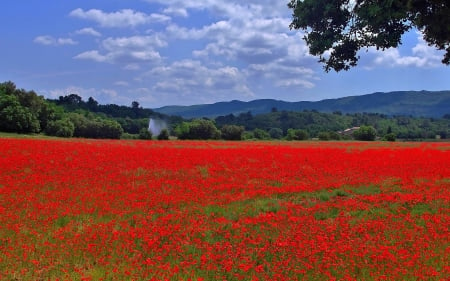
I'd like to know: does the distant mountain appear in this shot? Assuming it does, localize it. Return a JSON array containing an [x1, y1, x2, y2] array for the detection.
[[153, 91, 450, 119]]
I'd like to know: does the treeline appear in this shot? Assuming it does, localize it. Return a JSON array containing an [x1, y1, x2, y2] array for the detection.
[[1, 81, 449, 141], [0, 81, 176, 139], [212, 110, 450, 140]]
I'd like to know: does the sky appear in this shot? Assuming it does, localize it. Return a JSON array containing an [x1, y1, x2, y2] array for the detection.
[[1, 0, 449, 108]]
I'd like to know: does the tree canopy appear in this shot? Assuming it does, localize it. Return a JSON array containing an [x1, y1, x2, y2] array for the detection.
[[288, 0, 450, 72]]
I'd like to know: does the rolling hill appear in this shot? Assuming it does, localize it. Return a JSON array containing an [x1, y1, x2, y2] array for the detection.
[[153, 90, 450, 118]]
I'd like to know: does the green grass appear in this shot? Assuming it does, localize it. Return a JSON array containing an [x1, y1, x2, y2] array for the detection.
[[203, 197, 282, 221]]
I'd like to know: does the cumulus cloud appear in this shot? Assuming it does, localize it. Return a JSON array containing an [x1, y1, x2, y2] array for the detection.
[[73, 35, 165, 65], [141, 60, 254, 103], [67, 1, 325, 105], [362, 32, 444, 69], [74, 50, 107, 62], [162, 7, 188, 17], [75, 27, 102, 37], [69, 8, 170, 28], [34, 35, 78, 46], [149, 0, 288, 19]]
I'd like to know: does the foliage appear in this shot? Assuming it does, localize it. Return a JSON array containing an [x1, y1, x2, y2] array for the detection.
[[286, 128, 309, 140], [220, 125, 244, 140], [45, 119, 75, 138], [175, 119, 221, 140], [157, 128, 170, 140], [0, 81, 60, 134], [318, 131, 341, 140], [216, 110, 450, 140], [383, 133, 397, 142], [353, 125, 377, 141], [2, 81, 449, 141], [138, 128, 153, 140], [117, 118, 149, 135], [288, 0, 450, 71], [0, 94, 40, 133], [67, 113, 123, 139], [252, 128, 271, 140], [268, 127, 283, 139]]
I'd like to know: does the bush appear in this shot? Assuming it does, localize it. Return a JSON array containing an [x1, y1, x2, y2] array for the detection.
[[353, 126, 377, 141], [286, 128, 309, 140], [318, 131, 330, 141], [67, 113, 123, 139], [268, 128, 283, 139], [121, 133, 138, 139], [138, 128, 152, 140], [383, 133, 396, 142], [0, 95, 40, 133], [175, 119, 220, 140], [157, 129, 170, 140], [253, 128, 271, 140], [221, 125, 244, 140], [46, 119, 75, 138]]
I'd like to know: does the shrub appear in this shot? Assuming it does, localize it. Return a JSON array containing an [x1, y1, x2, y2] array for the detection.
[[353, 126, 376, 141], [269, 128, 283, 139], [253, 128, 271, 140], [157, 129, 170, 140], [45, 119, 74, 138], [383, 133, 396, 142], [286, 128, 309, 140], [139, 128, 152, 140], [221, 125, 244, 140]]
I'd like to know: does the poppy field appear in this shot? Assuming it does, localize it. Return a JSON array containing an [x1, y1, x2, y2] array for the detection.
[[0, 138, 449, 280]]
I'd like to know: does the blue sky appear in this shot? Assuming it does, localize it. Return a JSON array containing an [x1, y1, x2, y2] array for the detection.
[[1, 0, 449, 108]]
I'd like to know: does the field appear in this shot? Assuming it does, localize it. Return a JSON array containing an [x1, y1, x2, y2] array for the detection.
[[0, 138, 449, 280]]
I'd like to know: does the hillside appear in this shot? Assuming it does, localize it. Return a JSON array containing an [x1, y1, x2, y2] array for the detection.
[[153, 91, 450, 118]]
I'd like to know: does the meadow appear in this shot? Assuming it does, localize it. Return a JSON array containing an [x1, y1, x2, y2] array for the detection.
[[0, 138, 448, 280]]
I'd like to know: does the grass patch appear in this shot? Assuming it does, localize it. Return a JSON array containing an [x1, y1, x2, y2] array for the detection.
[[314, 207, 340, 220], [410, 203, 437, 216], [197, 165, 210, 178], [348, 184, 381, 195], [203, 197, 282, 221]]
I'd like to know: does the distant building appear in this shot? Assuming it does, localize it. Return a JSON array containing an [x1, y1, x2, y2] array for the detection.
[[338, 127, 360, 137]]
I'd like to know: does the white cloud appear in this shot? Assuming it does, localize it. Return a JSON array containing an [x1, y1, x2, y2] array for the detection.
[[162, 7, 188, 17], [73, 35, 165, 65], [69, 8, 170, 28], [364, 32, 444, 69], [75, 27, 102, 37], [149, 0, 288, 19], [74, 50, 108, 62], [34, 35, 78, 46], [142, 59, 254, 103], [68, 1, 321, 105], [114, 81, 129, 87]]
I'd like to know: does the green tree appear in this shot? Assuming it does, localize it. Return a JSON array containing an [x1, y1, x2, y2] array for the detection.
[[0, 94, 40, 133], [175, 119, 220, 140], [286, 128, 309, 140], [45, 119, 75, 138], [353, 125, 377, 141], [253, 128, 271, 140], [383, 133, 396, 142], [318, 131, 331, 141], [138, 128, 152, 140], [157, 129, 170, 140], [221, 125, 244, 140], [288, 0, 450, 72], [269, 127, 284, 139], [174, 122, 191, 140], [189, 119, 220, 140]]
